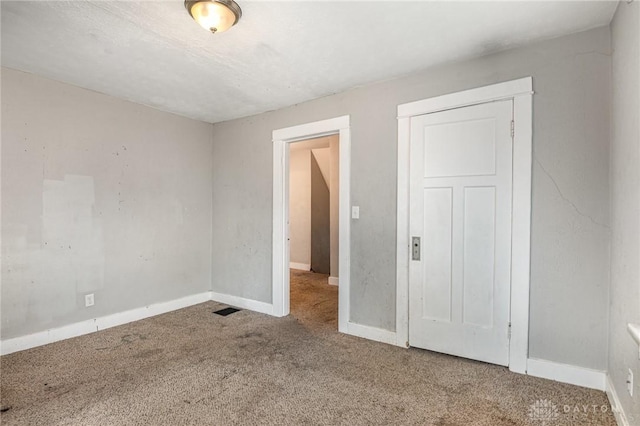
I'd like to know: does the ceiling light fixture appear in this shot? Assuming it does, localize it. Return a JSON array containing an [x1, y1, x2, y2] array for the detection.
[[185, 0, 242, 34]]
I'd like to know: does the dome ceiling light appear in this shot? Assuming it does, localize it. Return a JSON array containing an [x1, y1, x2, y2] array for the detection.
[[184, 0, 242, 34]]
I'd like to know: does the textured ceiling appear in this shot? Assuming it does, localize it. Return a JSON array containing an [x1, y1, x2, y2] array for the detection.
[[1, 1, 618, 124]]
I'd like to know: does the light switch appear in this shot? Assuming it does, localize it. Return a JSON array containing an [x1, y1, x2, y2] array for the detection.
[[351, 206, 360, 219]]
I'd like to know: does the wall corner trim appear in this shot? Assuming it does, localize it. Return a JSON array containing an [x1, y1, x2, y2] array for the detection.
[[344, 321, 400, 347], [0, 292, 212, 356], [526, 358, 606, 391], [328, 276, 339, 286], [606, 374, 631, 426]]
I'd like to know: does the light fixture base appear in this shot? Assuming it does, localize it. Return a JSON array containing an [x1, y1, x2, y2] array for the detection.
[[185, 0, 242, 34]]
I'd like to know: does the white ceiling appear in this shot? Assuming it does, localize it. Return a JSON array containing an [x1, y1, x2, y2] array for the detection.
[[1, 1, 618, 124]]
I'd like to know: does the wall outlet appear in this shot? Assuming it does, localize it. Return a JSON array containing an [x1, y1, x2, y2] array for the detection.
[[628, 368, 634, 397], [85, 293, 95, 307]]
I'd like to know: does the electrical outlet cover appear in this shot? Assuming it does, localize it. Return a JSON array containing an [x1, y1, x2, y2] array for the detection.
[[85, 293, 95, 307], [351, 206, 359, 219]]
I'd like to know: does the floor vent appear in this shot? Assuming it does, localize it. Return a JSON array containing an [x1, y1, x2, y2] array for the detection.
[[213, 307, 241, 317]]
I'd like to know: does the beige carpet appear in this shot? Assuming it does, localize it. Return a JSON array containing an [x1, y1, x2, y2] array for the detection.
[[0, 270, 615, 425]]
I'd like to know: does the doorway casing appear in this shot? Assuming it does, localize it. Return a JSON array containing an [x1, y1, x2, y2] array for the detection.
[[272, 115, 350, 333], [396, 78, 533, 374]]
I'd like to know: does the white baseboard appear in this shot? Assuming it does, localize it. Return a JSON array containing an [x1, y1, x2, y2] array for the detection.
[[0, 292, 211, 356], [344, 321, 399, 346], [1, 292, 404, 358], [289, 262, 311, 271], [328, 276, 339, 286], [210, 291, 274, 316], [607, 374, 630, 426], [526, 358, 606, 391]]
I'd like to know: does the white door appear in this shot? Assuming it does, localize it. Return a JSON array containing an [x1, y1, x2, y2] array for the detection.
[[408, 100, 513, 366]]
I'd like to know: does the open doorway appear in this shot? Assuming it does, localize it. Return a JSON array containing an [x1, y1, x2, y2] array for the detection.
[[271, 115, 350, 334], [288, 136, 339, 328]]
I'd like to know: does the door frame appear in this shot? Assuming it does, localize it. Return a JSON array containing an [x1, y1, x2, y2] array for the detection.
[[396, 78, 533, 374], [272, 115, 351, 333]]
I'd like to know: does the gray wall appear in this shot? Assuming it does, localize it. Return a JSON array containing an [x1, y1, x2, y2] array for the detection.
[[310, 153, 330, 274], [288, 148, 311, 267], [211, 27, 612, 371], [288, 140, 333, 269], [609, 2, 640, 423], [1, 68, 213, 339], [329, 138, 339, 280]]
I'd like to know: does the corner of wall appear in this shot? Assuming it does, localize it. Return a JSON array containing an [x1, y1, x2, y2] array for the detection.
[[607, 1, 640, 425], [209, 122, 216, 293], [607, 374, 631, 426]]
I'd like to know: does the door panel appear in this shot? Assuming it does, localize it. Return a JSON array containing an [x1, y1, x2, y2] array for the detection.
[[409, 100, 513, 366], [462, 186, 495, 328], [424, 118, 497, 178], [422, 187, 453, 322]]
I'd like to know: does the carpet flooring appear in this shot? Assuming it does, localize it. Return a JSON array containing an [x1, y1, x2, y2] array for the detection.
[[0, 270, 615, 425]]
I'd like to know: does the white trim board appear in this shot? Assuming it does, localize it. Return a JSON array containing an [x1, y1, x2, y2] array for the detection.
[[527, 358, 606, 391], [273, 115, 350, 142], [328, 276, 339, 286], [0, 289, 402, 356], [1, 291, 278, 356], [398, 77, 533, 118], [396, 77, 533, 373], [607, 374, 631, 426], [0, 292, 211, 356], [272, 115, 351, 336], [628, 323, 640, 346], [345, 321, 398, 346], [209, 292, 274, 316], [289, 262, 311, 271]]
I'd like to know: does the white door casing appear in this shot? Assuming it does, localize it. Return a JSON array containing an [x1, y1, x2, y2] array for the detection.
[[272, 115, 351, 334], [409, 100, 513, 366], [396, 77, 533, 374]]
